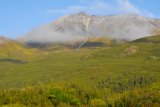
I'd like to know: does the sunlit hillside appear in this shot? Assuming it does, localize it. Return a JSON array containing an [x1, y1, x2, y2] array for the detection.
[[0, 35, 159, 107]]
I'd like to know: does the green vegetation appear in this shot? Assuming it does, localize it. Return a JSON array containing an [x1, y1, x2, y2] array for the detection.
[[0, 82, 160, 107], [0, 36, 160, 106]]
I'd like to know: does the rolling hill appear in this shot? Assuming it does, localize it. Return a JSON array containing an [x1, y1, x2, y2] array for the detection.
[[1, 35, 160, 88], [133, 35, 160, 43], [0, 35, 160, 106], [0, 36, 43, 61]]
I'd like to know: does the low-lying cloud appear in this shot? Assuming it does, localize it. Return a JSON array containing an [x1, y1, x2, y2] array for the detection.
[[21, 24, 86, 43]]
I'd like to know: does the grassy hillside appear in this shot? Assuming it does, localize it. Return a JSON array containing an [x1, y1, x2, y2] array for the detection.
[[133, 35, 160, 43], [0, 39, 43, 60], [0, 36, 160, 106]]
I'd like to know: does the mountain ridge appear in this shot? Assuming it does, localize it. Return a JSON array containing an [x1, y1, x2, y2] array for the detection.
[[20, 13, 160, 44]]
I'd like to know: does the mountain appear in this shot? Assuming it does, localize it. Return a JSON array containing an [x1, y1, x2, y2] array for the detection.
[[21, 13, 160, 43]]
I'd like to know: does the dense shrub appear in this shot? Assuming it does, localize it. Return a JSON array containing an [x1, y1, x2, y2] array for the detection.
[[89, 98, 106, 107], [98, 75, 156, 92], [48, 88, 80, 106], [0, 82, 159, 107]]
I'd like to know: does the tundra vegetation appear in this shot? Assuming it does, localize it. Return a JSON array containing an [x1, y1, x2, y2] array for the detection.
[[0, 35, 160, 107]]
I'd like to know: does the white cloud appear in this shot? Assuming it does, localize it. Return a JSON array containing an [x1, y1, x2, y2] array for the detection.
[[47, 0, 155, 17]]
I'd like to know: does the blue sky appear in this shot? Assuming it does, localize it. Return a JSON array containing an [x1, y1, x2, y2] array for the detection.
[[0, 0, 159, 38]]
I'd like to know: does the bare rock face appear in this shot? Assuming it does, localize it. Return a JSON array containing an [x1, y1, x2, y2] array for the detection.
[[21, 12, 160, 43]]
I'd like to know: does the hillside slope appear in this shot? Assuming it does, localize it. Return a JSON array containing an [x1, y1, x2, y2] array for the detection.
[[0, 36, 41, 60], [0, 35, 160, 88], [133, 35, 160, 43], [0, 35, 160, 106]]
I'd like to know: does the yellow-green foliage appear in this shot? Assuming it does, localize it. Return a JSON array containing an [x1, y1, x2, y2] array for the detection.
[[0, 82, 160, 107], [0, 41, 43, 60], [89, 98, 106, 107], [0, 36, 160, 106]]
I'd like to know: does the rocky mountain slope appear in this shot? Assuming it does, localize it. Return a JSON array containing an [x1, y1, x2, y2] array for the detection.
[[21, 13, 160, 43]]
